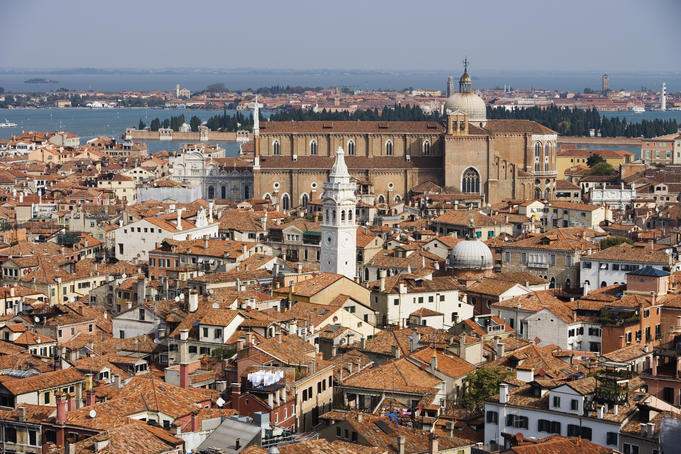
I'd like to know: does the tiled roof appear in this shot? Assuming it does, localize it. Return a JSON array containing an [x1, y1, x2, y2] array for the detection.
[[507, 435, 613, 454], [260, 121, 444, 134], [277, 273, 345, 297], [583, 242, 670, 264], [341, 356, 441, 394], [409, 347, 474, 379], [0, 367, 84, 395], [493, 291, 574, 324]]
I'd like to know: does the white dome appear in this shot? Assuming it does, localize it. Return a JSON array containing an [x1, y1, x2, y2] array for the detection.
[[444, 93, 487, 124], [449, 239, 493, 271]]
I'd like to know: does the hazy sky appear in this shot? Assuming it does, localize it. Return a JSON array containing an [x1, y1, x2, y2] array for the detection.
[[2, 0, 680, 72]]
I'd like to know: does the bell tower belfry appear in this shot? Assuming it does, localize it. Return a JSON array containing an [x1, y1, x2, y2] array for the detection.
[[320, 147, 357, 279]]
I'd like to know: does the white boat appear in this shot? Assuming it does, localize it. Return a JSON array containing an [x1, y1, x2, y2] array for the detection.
[[0, 119, 17, 127], [630, 106, 645, 113]]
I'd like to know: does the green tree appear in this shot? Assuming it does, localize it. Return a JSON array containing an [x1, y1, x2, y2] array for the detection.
[[190, 115, 202, 132], [150, 118, 161, 131], [162, 118, 170, 129], [138, 119, 146, 130], [587, 154, 606, 167], [586, 162, 615, 176], [461, 367, 511, 411], [600, 236, 634, 249]]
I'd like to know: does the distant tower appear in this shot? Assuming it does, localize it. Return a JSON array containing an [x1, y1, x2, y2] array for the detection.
[[447, 75, 454, 98], [661, 82, 667, 111], [249, 95, 262, 168], [175, 84, 180, 98], [602, 74, 609, 94], [320, 147, 357, 279]]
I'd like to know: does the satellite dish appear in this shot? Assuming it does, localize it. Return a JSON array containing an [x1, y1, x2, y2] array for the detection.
[[153, 338, 160, 344], [174, 296, 180, 303], [121, 274, 127, 279], [216, 397, 225, 408], [89, 409, 97, 418], [180, 293, 185, 300], [34, 316, 41, 323], [209, 289, 214, 295], [69, 297, 75, 303]]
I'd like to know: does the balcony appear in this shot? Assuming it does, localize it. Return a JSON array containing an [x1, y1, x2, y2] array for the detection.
[[533, 170, 558, 177]]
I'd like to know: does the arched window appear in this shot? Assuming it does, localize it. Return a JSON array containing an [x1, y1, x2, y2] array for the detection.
[[534, 142, 542, 172], [462, 168, 480, 193], [544, 143, 550, 171], [273, 140, 280, 155], [423, 140, 431, 156], [549, 277, 555, 289], [601, 281, 607, 288], [341, 210, 346, 221], [347, 140, 355, 156], [221, 185, 227, 199], [207, 186, 215, 199], [535, 187, 542, 199], [348, 209, 352, 221], [309, 140, 317, 155], [325, 209, 329, 223], [544, 188, 550, 200], [281, 194, 290, 211], [332, 209, 336, 223], [395, 195, 402, 203], [565, 279, 571, 289], [378, 194, 386, 204], [301, 193, 309, 207], [385, 140, 393, 156]]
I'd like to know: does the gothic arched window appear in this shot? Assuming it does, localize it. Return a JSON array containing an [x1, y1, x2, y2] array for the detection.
[[535, 187, 542, 200], [462, 168, 480, 193], [281, 194, 290, 211], [423, 140, 431, 156], [534, 142, 542, 172], [341, 210, 346, 221], [273, 140, 280, 155], [544, 143, 551, 171], [309, 140, 317, 155], [301, 193, 309, 207], [385, 140, 393, 156], [207, 186, 215, 199], [378, 195, 385, 204], [347, 140, 355, 156]]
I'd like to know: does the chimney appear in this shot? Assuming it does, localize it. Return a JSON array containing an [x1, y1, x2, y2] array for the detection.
[[18, 406, 25, 422], [649, 239, 654, 251], [398, 435, 406, 454], [191, 409, 200, 432], [85, 373, 96, 406], [309, 359, 316, 374], [446, 421, 454, 437], [56, 392, 67, 424], [67, 393, 76, 412], [235, 438, 241, 450], [391, 345, 401, 359], [188, 290, 199, 313], [410, 332, 421, 352], [597, 404, 604, 419], [204, 237, 209, 249], [231, 383, 241, 411], [641, 423, 647, 436], [583, 280, 590, 296], [277, 332, 282, 344], [246, 332, 254, 346], [360, 337, 366, 350], [177, 208, 183, 231], [647, 422, 655, 438], [499, 383, 509, 404], [431, 353, 438, 371], [495, 338, 505, 359], [379, 269, 387, 292], [208, 202, 214, 223], [428, 432, 439, 454], [614, 405, 618, 415], [237, 338, 245, 351], [179, 329, 190, 389]]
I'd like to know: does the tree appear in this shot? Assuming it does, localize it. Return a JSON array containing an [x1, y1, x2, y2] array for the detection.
[[138, 119, 146, 130], [150, 118, 161, 131], [190, 115, 202, 132], [586, 162, 615, 176], [162, 118, 170, 129], [461, 367, 511, 411], [600, 236, 634, 249], [587, 154, 606, 167]]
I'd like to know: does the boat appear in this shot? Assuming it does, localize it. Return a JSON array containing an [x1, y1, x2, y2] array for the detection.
[[630, 106, 645, 113], [0, 119, 17, 127]]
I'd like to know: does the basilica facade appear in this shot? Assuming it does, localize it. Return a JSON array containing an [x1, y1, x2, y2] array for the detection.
[[252, 68, 558, 209]]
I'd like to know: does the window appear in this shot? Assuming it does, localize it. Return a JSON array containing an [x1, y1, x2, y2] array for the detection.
[[521, 252, 527, 264], [553, 396, 560, 408], [623, 443, 639, 454], [385, 140, 393, 155], [567, 424, 590, 439], [29, 429, 37, 446], [663, 387, 674, 404], [5, 427, 16, 443], [303, 389, 307, 401], [336, 426, 341, 437], [119, 330, 125, 338], [571, 399, 579, 410], [423, 140, 431, 155], [583, 262, 592, 269], [44, 391, 50, 404], [139, 309, 145, 321], [534, 142, 542, 172], [505, 252, 510, 263], [462, 167, 480, 193], [486, 411, 498, 424], [214, 328, 222, 339], [506, 415, 528, 429], [273, 140, 280, 155], [309, 140, 317, 155], [607, 432, 618, 446], [394, 298, 399, 306], [347, 140, 355, 155], [203, 327, 209, 338]]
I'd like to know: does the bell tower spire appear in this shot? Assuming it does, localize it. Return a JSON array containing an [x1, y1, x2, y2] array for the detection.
[[459, 57, 472, 94], [320, 147, 357, 279]]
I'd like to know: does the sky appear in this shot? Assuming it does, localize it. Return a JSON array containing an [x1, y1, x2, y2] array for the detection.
[[1, 0, 680, 72]]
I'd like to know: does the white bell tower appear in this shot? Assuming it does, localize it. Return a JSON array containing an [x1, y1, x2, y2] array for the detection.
[[320, 146, 357, 279]]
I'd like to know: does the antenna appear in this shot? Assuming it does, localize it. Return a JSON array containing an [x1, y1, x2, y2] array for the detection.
[[463, 56, 470, 72]]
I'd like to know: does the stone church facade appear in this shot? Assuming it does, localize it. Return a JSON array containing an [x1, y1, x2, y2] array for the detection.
[[250, 68, 558, 209]]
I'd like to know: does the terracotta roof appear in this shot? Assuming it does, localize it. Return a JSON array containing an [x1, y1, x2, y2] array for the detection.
[[342, 356, 441, 394], [507, 435, 613, 454], [409, 347, 474, 379], [260, 121, 444, 134], [277, 273, 345, 297], [582, 242, 670, 264], [0, 368, 84, 395]]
